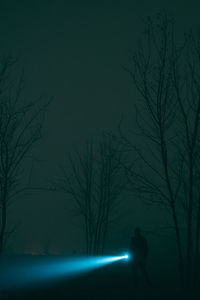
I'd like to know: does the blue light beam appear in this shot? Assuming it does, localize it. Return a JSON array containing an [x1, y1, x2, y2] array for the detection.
[[0, 254, 129, 291], [122, 253, 130, 260]]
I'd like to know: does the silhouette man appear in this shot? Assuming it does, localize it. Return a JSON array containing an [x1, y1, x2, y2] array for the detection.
[[129, 227, 150, 287]]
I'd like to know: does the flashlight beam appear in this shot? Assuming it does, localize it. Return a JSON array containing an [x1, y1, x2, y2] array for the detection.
[[0, 254, 130, 291]]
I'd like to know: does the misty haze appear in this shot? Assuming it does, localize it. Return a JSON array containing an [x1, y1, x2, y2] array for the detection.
[[0, 1, 200, 299]]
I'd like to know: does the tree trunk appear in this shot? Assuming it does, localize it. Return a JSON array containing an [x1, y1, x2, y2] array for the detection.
[[171, 202, 185, 286], [0, 181, 8, 255], [186, 157, 194, 284], [193, 200, 200, 285], [0, 203, 6, 255]]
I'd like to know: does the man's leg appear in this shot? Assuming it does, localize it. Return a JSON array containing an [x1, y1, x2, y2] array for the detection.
[[131, 263, 139, 288], [140, 261, 150, 285]]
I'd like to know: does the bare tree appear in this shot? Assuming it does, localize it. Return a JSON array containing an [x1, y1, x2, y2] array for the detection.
[[55, 133, 125, 255], [120, 13, 200, 286], [0, 57, 49, 254], [172, 33, 200, 285]]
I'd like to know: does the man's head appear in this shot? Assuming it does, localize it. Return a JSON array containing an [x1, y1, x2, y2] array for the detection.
[[134, 227, 141, 236]]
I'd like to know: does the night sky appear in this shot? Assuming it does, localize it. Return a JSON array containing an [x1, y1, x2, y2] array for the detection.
[[0, 0, 200, 275]]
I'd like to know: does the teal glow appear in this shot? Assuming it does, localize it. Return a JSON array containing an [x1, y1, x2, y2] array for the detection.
[[0, 253, 130, 291], [122, 253, 130, 260]]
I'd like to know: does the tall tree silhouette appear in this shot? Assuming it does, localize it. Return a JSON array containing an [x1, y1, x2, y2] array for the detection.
[[56, 134, 125, 254], [0, 57, 49, 254], [121, 13, 200, 286]]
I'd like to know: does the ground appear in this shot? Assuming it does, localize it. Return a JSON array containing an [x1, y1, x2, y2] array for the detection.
[[0, 257, 199, 300]]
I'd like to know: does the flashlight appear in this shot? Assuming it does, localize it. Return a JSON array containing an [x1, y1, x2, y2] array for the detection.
[[122, 253, 130, 260]]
